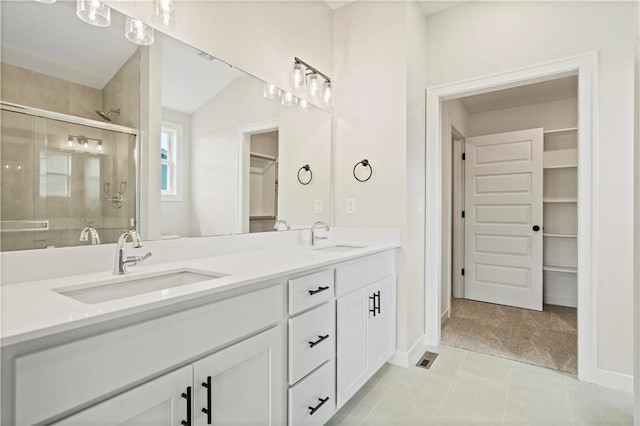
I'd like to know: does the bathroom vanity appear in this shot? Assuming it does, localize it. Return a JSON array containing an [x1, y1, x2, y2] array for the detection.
[[0, 239, 397, 425]]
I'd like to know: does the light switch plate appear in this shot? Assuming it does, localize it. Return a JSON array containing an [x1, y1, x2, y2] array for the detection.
[[314, 199, 323, 214], [346, 198, 356, 214]]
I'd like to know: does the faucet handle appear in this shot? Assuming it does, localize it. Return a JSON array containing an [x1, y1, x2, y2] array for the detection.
[[136, 251, 152, 263]]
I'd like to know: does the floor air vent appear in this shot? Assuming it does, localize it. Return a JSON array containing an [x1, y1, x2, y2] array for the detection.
[[416, 351, 439, 369]]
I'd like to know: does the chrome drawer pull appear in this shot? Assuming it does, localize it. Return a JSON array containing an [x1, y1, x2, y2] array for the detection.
[[308, 334, 330, 348], [308, 286, 329, 295], [308, 397, 330, 415]]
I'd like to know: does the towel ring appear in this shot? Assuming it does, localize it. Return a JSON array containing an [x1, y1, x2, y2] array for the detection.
[[297, 164, 313, 185], [353, 159, 372, 182]]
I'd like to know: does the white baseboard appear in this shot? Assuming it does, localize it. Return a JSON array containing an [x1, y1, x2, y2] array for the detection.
[[543, 294, 577, 308], [441, 309, 450, 325], [594, 368, 634, 393], [388, 335, 431, 368]]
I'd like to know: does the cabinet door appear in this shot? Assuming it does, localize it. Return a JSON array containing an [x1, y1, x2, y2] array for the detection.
[[368, 276, 395, 372], [192, 326, 284, 426], [336, 285, 373, 407], [52, 366, 193, 426]]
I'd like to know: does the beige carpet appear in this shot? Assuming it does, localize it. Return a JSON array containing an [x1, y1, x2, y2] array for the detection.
[[441, 298, 577, 374]]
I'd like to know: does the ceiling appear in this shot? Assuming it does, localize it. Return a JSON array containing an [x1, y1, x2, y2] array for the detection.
[[459, 75, 579, 114], [160, 35, 246, 114], [1, 1, 139, 89], [324, 0, 465, 16]]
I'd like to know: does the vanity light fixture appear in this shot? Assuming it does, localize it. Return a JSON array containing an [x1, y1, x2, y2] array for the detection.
[[152, 0, 178, 30], [291, 57, 333, 108], [263, 82, 282, 100], [125, 17, 154, 45], [76, 0, 111, 27], [281, 91, 298, 107]]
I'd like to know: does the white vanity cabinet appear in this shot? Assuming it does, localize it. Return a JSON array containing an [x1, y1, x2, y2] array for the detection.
[[192, 326, 284, 426], [335, 252, 396, 407], [52, 366, 193, 426]]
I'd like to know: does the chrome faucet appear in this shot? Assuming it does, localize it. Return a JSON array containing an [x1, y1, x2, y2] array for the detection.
[[310, 221, 330, 246], [113, 230, 152, 275], [79, 226, 101, 245], [273, 219, 291, 231]]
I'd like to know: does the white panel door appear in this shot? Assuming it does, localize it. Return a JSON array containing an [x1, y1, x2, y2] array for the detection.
[[52, 366, 193, 426], [192, 326, 284, 426], [464, 128, 543, 310]]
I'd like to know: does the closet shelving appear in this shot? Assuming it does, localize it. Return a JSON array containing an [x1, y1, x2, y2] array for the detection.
[[542, 127, 578, 307]]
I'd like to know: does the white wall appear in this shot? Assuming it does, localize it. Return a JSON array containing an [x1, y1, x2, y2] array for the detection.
[[634, 1, 640, 420], [105, 1, 332, 111], [191, 76, 279, 236], [426, 1, 635, 382], [161, 108, 192, 238], [333, 1, 428, 354]]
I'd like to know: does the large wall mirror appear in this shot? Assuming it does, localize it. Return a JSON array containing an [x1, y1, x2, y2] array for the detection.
[[0, 2, 331, 252]]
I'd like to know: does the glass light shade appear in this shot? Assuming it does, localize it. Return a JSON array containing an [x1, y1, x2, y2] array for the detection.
[[307, 73, 321, 97], [97, 142, 103, 153], [152, 0, 178, 30], [67, 137, 74, 148], [262, 82, 282, 100], [77, 0, 111, 27], [281, 92, 298, 107], [125, 17, 154, 45], [321, 81, 333, 107], [298, 99, 309, 111], [290, 62, 306, 90]]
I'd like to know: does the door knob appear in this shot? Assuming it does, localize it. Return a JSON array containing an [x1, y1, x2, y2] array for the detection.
[[532, 225, 541, 232]]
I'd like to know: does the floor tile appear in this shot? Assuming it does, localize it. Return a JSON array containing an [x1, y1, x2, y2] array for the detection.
[[457, 350, 513, 384]]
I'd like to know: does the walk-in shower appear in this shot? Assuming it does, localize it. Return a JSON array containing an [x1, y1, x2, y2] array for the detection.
[[0, 102, 138, 251]]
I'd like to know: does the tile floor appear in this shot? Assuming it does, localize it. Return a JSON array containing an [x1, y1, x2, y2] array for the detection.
[[442, 298, 577, 374], [328, 346, 633, 425]]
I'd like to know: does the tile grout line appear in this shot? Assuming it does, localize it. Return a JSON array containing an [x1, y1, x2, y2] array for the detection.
[[563, 374, 576, 425], [358, 367, 406, 425], [500, 360, 514, 425], [429, 348, 469, 423]]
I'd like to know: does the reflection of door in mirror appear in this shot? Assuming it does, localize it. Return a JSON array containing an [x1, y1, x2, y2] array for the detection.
[[249, 131, 279, 233]]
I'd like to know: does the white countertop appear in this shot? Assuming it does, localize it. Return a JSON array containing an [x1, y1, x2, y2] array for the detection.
[[1, 241, 398, 347]]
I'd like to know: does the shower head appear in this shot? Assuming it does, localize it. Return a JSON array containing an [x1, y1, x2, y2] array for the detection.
[[95, 109, 121, 122]]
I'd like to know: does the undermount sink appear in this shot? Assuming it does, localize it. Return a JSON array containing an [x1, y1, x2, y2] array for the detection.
[[54, 270, 226, 304], [312, 245, 365, 253]]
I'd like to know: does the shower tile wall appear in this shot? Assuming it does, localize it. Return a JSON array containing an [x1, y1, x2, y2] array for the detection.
[[0, 63, 102, 120], [0, 51, 139, 252], [101, 49, 140, 129]]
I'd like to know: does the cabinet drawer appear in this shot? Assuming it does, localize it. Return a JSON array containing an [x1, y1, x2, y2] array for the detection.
[[335, 251, 395, 297], [14, 285, 284, 426], [288, 361, 336, 426], [289, 302, 335, 385], [288, 269, 334, 314]]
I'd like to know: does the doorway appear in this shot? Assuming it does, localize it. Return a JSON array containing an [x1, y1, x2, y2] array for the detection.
[[248, 131, 279, 233], [425, 53, 596, 381]]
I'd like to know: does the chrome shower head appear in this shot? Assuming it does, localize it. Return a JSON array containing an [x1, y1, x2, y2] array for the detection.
[[95, 109, 121, 122]]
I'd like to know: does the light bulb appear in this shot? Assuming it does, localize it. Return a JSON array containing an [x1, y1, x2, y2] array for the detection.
[[281, 92, 298, 107], [125, 17, 154, 45], [321, 81, 333, 107], [290, 62, 306, 90], [307, 73, 321, 98], [152, 0, 177, 30], [77, 0, 111, 27], [262, 82, 282, 100]]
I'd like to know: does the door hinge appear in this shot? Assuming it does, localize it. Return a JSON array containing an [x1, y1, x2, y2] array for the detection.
[[461, 210, 465, 218], [461, 268, 465, 276], [462, 152, 466, 160]]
